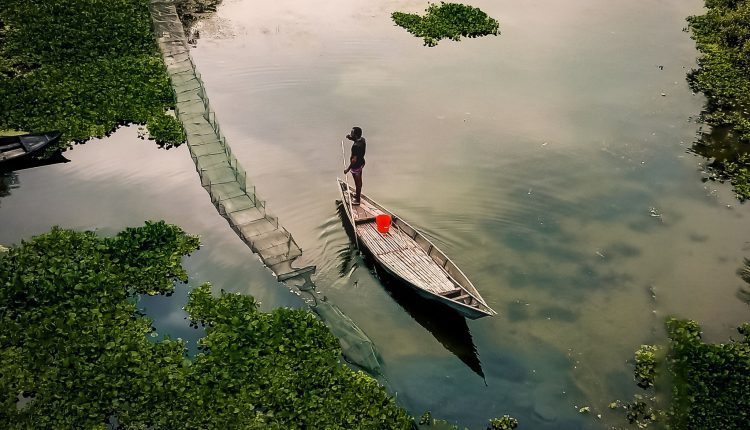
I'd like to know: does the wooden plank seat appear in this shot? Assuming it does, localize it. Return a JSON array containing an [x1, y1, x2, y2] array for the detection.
[[355, 216, 377, 225], [441, 288, 463, 298], [454, 293, 472, 304]]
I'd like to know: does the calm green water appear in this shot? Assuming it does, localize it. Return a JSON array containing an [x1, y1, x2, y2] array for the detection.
[[2, 0, 749, 428]]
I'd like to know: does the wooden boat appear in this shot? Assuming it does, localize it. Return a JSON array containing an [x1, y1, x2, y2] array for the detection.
[[0, 131, 62, 164], [337, 178, 496, 319]]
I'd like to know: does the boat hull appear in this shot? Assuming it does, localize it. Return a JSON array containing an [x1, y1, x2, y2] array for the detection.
[[372, 254, 493, 319], [0, 131, 62, 164]]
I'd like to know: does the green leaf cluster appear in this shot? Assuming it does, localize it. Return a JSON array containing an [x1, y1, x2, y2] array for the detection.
[[634, 344, 660, 389], [622, 394, 661, 428], [185, 285, 413, 429], [174, 0, 223, 31], [664, 318, 750, 429], [687, 0, 750, 200], [392, 2, 500, 47], [487, 415, 519, 430], [618, 318, 750, 429], [0, 223, 414, 429], [416, 410, 519, 429], [0, 222, 199, 428], [0, 0, 185, 148]]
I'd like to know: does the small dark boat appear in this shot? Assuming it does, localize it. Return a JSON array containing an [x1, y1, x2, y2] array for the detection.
[[0, 131, 62, 164], [337, 178, 496, 319]]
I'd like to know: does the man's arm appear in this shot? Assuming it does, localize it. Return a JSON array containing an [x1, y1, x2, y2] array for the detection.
[[345, 155, 357, 173]]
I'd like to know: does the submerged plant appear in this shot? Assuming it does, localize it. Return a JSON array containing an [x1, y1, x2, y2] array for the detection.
[[419, 411, 433, 425], [392, 2, 500, 47], [623, 394, 660, 428]]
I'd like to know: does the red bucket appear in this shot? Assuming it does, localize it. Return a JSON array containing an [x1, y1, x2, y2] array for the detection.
[[375, 214, 392, 234]]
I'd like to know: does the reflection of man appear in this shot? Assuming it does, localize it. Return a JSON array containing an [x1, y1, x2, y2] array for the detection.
[[344, 126, 366, 205]]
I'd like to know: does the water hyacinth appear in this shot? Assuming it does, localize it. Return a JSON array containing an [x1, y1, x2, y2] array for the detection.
[[687, 0, 750, 201], [0, 0, 185, 149], [0, 223, 413, 429], [392, 2, 500, 47]]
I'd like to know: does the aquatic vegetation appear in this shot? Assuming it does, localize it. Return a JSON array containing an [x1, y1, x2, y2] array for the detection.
[[175, 0, 223, 33], [738, 258, 750, 304], [666, 319, 750, 428], [487, 415, 519, 429], [617, 318, 750, 428], [687, 0, 750, 201], [419, 410, 433, 425], [623, 394, 661, 428], [0, 223, 413, 429], [392, 2, 500, 47], [416, 410, 519, 429], [634, 344, 660, 388], [0, 0, 185, 148]]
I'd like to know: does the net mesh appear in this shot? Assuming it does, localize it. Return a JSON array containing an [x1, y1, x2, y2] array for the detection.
[[149, 0, 380, 374]]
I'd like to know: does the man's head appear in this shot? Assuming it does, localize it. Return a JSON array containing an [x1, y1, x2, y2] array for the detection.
[[350, 127, 362, 139]]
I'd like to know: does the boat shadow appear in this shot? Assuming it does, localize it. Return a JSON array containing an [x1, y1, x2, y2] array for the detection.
[[335, 201, 485, 380], [0, 151, 70, 174], [1, 153, 70, 206]]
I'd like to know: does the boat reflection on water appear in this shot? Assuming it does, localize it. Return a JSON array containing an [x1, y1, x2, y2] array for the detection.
[[336, 202, 485, 380], [0, 151, 70, 174], [0, 153, 70, 207]]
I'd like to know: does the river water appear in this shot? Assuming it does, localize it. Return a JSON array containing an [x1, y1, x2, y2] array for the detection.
[[1, 0, 749, 428]]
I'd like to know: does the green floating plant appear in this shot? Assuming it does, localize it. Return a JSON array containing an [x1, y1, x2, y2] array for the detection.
[[634, 344, 659, 389], [392, 2, 500, 47], [687, 0, 750, 201], [0, 223, 414, 429], [488, 415, 519, 430], [615, 317, 750, 429], [0, 0, 185, 148]]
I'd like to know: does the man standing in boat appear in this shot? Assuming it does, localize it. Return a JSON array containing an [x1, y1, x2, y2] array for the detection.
[[344, 126, 366, 205]]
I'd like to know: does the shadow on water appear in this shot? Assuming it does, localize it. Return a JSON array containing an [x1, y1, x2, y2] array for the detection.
[[335, 201, 485, 380], [0, 172, 17, 201], [0, 151, 70, 174], [0, 153, 70, 208]]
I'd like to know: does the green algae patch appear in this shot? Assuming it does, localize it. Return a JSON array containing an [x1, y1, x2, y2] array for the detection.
[[0, 0, 185, 149], [392, 2, 500, 47], [687, 0, 750, 201], [0, 222, 413, 429]]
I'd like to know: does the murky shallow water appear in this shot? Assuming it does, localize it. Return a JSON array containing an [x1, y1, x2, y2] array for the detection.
[[2, 0, 749, 428]]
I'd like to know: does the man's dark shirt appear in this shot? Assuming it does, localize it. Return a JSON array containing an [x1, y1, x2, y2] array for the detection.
[[351, 137, 366, 169]]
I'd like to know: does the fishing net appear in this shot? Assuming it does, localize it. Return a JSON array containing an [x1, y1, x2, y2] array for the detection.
[[314, 300, 382, 374], [149, 0, 381, 374], [286, 274, 382, 375]]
